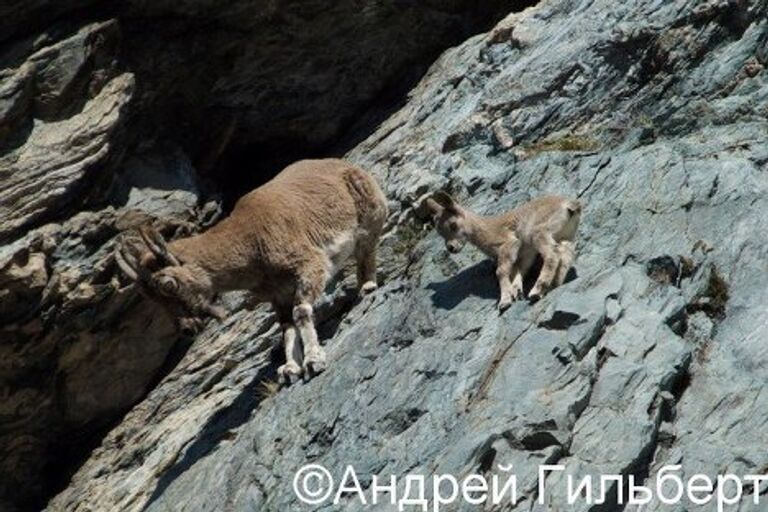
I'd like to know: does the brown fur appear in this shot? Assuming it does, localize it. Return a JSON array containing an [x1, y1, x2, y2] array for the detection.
[[423, 193, 581, 310], [117, 159, 388, 383]]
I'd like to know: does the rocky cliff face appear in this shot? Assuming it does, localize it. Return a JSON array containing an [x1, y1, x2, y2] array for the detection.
[[1, 0, 767, 511], [0, 1, 526, 510]]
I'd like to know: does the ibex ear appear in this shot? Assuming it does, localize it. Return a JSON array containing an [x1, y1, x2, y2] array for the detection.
[[420, 197, 444, 220], [432, 191, 460, 214], [203, 304, 226, 321]]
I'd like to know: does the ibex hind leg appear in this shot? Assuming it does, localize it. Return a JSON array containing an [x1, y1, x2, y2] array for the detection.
[[529, 232, 560, 301], [512, 249, 536, 300], [555, 241, 576, 286], [353, 182, 387, 297], [355, 235, 379, 297], [348, 167, 387, 298]]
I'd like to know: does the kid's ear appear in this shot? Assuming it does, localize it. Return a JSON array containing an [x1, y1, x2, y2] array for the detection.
[[432, 191, 459, 214], [416, 196, 444, 221], [424, 197, 443, 217]]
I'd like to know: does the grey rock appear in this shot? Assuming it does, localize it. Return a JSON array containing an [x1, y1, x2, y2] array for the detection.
[[0, 70, 132, 240], [0, 1, 527, 509], [0, 0, 766, 511], [107, 0, 521, 163], [0, 20, 132, 242], [112, 148, 211, 221], [46, 0, 768, 510], [0, 63, 34, 146]]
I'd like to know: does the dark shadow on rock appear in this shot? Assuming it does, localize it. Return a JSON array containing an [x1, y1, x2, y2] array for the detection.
[[0, 115, 33, 156], [427, 259, 498, 310], [426, 256, 578, 310], [315, 287, 359, 342], [562, 266, 578, 284]]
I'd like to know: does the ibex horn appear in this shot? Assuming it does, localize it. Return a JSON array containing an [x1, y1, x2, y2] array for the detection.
[[114, 241, 152, 282], [114, 245, 139, 281], [139, 226, 181, 267]]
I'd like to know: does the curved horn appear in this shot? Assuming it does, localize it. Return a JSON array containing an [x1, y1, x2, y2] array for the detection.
[[139, 226, 181, 266], [114, 245, 138, 281], [114, 241, 153, 282]]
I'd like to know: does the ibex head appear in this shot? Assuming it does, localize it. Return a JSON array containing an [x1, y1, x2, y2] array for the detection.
[[114, 226, 225, 335], [423, 191, 469, 254]]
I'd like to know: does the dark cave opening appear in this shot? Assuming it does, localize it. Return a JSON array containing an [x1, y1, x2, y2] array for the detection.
[[210, 58, 422, 211], [209, 0, 541, 210]]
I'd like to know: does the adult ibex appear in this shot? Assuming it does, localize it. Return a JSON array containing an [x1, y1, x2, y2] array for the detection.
[[116, 159, 388, 383]]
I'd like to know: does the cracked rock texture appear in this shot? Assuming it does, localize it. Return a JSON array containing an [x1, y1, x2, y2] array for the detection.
[[1, 0, 767, 511], [0, 1, 525, 510]]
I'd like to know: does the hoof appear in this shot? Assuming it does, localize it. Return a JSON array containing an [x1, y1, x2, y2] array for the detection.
[[528, 288, 543, 303], [303, 350, 328, 379], [498, 298, 512, 312], [277, 362, 302, 385], [360, 281, 378, 297], [303, 361, 327, 380]]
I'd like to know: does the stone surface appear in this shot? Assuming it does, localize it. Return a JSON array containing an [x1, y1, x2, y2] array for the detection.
[[0, 21, 132, 242], [2, 0, 528, 207], [0, 1, 524, 509], [1, 0, 767, 511], [115, 0, 520, 157]]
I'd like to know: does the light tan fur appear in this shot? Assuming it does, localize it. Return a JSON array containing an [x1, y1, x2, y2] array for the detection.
[[423, 193, 581, 311], [116, 159, 388, 383]]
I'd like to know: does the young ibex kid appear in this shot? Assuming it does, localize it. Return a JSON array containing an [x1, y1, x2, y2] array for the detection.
[[115, 159, 388, 383], [423, 192, 581, 311]]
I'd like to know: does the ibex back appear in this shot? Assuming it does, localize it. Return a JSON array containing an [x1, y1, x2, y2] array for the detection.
[[116, 159, 388, 383]]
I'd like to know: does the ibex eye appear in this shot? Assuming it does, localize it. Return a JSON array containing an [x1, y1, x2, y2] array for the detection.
[[449, 222, 458, 231], [159, 277, 178, 294]]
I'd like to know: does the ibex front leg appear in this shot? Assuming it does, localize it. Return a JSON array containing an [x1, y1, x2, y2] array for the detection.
[[277, 323, 303, 384], [273, 303, 303, 385], [496, 236, 521, 312], [293, 261, 328, 378], [510, 249, 536, 303]]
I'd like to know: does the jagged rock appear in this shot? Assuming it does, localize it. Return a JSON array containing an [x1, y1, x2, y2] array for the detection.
[[34, 1, 768, 511], [0, 20, 132, 242], [108, 0, 522, 172], [0, 63, 34, 145], [0, 0, 766, 511], [3, 0, 528, 210], [0, 138, 222, 510], [0, 1, 99, 46], [0, 243, 48, 323], [1, 2, 529, 509]]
